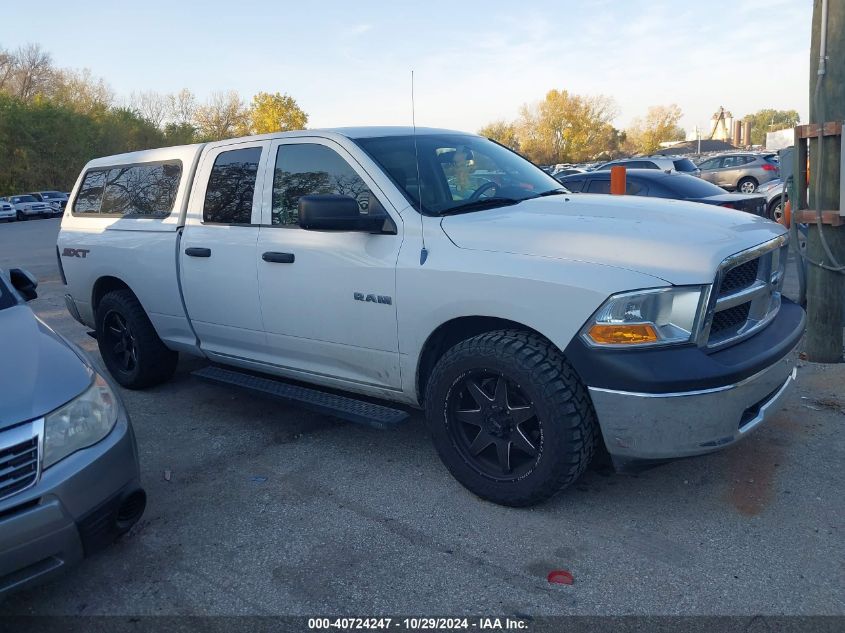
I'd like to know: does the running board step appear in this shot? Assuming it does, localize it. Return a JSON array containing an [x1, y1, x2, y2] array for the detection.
[[192, 366, 409, 430]]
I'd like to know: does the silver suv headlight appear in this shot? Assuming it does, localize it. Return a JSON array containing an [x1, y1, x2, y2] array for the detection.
[[42, 374, 119, 469], [581, 286, 710, 348]]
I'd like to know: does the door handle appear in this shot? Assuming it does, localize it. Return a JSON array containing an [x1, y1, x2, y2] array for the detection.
[[262, 251, 295, 264], [185, 247, 211, 257]]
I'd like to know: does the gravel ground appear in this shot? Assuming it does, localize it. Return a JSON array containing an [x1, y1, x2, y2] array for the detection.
[[0, 218, 843, 617]]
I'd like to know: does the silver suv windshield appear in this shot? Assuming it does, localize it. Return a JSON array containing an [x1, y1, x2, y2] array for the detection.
[[355, 134, 567, 215]]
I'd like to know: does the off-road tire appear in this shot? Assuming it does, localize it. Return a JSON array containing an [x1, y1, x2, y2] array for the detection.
[[424, 329, 597, 506], [95, 289, 178, 389]]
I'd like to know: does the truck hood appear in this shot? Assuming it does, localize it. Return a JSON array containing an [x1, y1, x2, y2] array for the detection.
[[440, 194, 787, 285], [0, 305, 93, 429]]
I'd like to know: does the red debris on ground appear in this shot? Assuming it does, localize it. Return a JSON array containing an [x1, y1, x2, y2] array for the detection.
[[547, 570, 574, 585]]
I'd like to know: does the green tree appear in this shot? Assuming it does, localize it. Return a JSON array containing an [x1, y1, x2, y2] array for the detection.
[[248, 91, 308, 134], [624, 104, 685, 155], [742, 108, 800, 146]]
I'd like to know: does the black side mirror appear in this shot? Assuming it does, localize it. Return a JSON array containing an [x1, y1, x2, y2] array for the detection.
[[298, 195, 395, 234], [9, 268, 38, 301]]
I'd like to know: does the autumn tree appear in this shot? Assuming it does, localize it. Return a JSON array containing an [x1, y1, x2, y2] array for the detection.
[[624, 104, 685, 155], [130, 90, 169, 128], [193, 90, 249, 141], [51, 68, 113, 114], [515, 90, 618, 164], [478, 120, 520, 151], [248, 91, 308, 134], [742, 108, 800, 146], [6, 43, 53, 100], [168, 88, 196, 126]]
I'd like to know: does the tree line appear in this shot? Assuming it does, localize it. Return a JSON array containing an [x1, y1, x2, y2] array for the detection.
[[479, 90, 799, 165], [0, 43, 308, 194]]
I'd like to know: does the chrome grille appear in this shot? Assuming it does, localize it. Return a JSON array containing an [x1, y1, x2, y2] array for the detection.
[[0, 422, 41, 502], [719, 259, 759, 296], [704, 235, 788, 349]]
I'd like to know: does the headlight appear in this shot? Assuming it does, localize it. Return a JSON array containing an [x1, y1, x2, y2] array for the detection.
[[42, 374, 119, 469], [582, 286, 709, 347]]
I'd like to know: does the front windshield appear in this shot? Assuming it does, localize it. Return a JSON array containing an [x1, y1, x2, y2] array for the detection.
[[15, 195, 37, 203], [355, 134, 566, 215]]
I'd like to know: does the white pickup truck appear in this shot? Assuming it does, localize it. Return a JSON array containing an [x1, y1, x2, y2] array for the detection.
[[57, 127, 804, 506]]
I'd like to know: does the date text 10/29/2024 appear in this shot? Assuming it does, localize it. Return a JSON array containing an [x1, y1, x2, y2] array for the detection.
[[308, 618, 529, 631]]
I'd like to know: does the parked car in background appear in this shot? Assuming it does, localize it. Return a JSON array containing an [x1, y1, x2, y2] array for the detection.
[[0, 200, 14, 222], [557, 169, 768, 216], [594, 156, 701, 177], [0, 195, 53, 221], [754, 179, 787, 222], [696, 153, 779, 193], [0, 267, 145, 597], [551, 167, 584, 178], [30, 191, 69, 215]]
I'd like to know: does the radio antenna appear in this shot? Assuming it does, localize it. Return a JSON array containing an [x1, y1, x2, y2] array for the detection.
[[412, 70, 428, 265]]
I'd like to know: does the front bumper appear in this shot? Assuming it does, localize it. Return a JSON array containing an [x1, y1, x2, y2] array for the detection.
[[565, 298, 805, 469], [0, 409, 143, 597], [589, 346, 797, 465]]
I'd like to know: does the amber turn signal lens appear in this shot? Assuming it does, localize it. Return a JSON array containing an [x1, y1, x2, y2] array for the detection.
[[587, 323, 659, 345]]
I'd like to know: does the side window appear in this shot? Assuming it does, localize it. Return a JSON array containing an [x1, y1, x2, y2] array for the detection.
[[586, 179, 611, 194], [101, 163, 181, 217], [563, 177, 586, 192], [271, 143, 373, 227], [73, 170, 108, 213], [698, 159, 716, 170], [203, 147, 262, 224]]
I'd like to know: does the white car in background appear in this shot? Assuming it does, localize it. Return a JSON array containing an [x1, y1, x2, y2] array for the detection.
[[0, 200, 14, 222], [29, 191, 69, 215], [1, 194, 53, 221]]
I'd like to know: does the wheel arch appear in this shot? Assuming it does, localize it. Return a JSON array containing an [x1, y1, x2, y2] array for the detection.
[[91, 276, 135, 313], [415, 315, 556, 405]]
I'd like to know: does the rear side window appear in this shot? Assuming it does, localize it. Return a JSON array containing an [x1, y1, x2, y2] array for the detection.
[[586, 179, 611, 194], [74, 162, 182, 216], [626, 180, 647, 195], [272, 143, 373, 227], [203, 147, 262, 224], [73, 170, 108, 213], [672, 158, 698, 173]]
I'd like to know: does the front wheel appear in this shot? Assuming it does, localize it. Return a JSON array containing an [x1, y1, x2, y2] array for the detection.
[[424, 330, 597, 506], [96, 289, 178, 389], [16, 211, 25, 221]]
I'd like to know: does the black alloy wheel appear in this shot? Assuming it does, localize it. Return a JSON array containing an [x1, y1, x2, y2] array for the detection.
[[446, 370, 542, 480]]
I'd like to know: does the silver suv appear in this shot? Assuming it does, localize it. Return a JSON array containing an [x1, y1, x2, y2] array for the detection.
[[697, 153, 779, 193], [595, 156, 701, 177], [0, 267, 145, 597]]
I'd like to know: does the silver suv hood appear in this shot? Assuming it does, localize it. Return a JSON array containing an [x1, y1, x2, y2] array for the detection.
[[440, 194, 787, 285], [0, 305, 93, 429]]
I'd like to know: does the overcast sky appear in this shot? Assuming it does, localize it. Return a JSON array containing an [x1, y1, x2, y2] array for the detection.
[[4, 0, 812, 135]]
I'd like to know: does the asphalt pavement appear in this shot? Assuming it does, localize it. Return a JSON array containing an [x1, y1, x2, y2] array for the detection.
[[0, 218, 842, 616]]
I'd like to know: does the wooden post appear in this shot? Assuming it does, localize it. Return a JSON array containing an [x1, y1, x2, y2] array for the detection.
[[805, 0, 845, 362], [610, 166, 626, 195]]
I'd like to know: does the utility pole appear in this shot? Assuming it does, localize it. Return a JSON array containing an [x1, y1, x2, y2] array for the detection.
[[806, 0, 845, 362]]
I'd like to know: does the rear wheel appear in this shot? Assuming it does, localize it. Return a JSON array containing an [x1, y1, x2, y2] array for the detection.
[[738, 177, 758, 194], [424, 330, 597, 506], [96, 289, 178, 389]]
